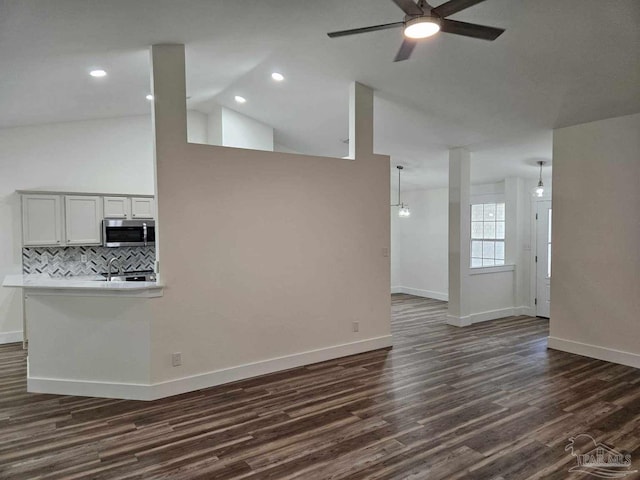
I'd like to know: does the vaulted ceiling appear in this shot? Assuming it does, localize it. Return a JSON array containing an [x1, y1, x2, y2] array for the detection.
[[1, 0, 638, 187]]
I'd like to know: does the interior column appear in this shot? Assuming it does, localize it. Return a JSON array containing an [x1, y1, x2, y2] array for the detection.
[[447, 147, 472, 326], [348, 82, 374, 159]]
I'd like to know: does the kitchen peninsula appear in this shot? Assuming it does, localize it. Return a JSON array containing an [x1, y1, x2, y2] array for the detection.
[[3, 274, 163, 399], [1, 190, 163, 400]]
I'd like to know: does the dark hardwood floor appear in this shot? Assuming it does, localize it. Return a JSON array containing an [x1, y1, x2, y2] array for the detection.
[[1, 294, 640, 479]]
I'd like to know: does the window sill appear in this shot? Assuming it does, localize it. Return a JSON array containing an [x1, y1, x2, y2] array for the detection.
[[469, 264, 515, 275]]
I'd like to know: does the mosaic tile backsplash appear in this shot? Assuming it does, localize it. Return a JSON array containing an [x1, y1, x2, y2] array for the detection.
[[22, 246, 156, 277]]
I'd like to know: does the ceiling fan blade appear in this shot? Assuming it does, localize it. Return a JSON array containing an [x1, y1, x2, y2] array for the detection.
[[440, 19, 505, 40], [432, 0, 487, 18], [391, 0, 423, 16], [394, 39, 418, 62], [327, 22, 404, 38]]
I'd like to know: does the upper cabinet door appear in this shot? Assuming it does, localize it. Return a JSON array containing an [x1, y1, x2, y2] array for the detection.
[[22, 195, 63, 246], [131, 197, 155, 219], [103, 196, 131, 219], [65, 196, 102, 245]]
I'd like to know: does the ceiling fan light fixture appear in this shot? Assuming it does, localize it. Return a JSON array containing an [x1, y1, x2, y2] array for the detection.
[[404, 16, 441, 39]]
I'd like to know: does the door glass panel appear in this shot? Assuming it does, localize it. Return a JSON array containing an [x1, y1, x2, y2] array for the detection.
[[547, 208, 552, 277]]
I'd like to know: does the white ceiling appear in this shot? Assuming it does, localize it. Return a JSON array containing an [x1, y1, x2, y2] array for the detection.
[[1, 0, 639, 188]]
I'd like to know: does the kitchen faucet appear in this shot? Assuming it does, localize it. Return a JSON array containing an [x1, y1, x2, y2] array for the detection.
[[106, 258, 122, 282]]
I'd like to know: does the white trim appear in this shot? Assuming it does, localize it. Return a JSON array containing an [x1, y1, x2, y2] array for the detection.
[[548, 336, 640, 370], [514, 305, 535, 316], [447, 306, 535, 328], [446, 314, 471, 327], [0, 330, 23, 344], [18, 189, 153, 198], [28, 376, 151, 400], [391, 286, 448, 301], [23, 287, 164, 298], [468, 265, 515, 275], [469, 307, 518, 324], [446, 315, 471, 327], [531, 197, 552, 317], [27, 335, 394, 401]]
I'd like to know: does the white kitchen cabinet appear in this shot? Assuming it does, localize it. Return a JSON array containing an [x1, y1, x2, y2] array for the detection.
[[22, 195, 63, 246], [131, 197, 155, 219], [65, 196, 102, 245], [103, 196, 131, 219]]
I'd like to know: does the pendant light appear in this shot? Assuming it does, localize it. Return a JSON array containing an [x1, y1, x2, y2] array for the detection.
[[535, 161, 546, 197], [392, 165, 410, 218]]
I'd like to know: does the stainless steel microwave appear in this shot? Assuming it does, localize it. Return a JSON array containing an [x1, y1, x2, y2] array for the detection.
[[103, 219, 155, 247]]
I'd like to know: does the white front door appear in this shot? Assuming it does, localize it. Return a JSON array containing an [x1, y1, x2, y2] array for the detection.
[[536, 200, 552, 318]]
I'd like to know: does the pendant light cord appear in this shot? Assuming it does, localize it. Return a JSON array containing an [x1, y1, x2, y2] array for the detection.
[[537, 161, 545, 186]]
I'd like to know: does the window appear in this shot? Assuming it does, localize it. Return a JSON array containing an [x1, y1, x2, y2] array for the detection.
[[471, 203, 505, 267]]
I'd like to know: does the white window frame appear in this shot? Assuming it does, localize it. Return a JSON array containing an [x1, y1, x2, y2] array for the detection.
[[470, 202, 506, 268]]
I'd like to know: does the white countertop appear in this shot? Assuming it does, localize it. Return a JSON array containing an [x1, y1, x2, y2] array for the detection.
[[3, 274, 163, 297]]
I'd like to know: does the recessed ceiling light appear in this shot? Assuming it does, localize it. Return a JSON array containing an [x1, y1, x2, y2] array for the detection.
[[234, 95, 247, 104], [146, 94, 154, 100], [271, 72, 284, 82], [89, 69, 107, 78]]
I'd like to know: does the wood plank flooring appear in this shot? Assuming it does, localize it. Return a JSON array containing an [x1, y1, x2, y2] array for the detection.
[[1, 294, 640, 479]]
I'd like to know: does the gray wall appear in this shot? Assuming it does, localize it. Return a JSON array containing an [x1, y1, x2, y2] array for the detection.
[[550, 112, 640, 367]]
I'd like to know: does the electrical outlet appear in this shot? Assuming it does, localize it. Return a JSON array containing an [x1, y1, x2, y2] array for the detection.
[[382, 247, 389, 258], [171, 352, 182, 367], [352, 322, 359, 332], [80, 254, 88, 263]]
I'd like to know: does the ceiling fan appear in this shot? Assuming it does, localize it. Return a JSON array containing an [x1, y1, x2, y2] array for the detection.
[[327, 0, 505, 62]]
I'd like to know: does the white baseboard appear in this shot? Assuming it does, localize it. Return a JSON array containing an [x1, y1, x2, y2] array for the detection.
[[391, 286, 448, 301], [447, 306, 535, 328], [446, 314, 471, 327], [548, 336, 640, 370], [28, 335, 394, 401], [470, 307, 519, 324], [514, 306, 535, 317], [28, 376, 151, 400], [0, 330, 23, 344]]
